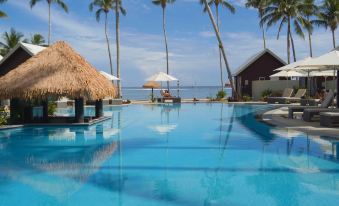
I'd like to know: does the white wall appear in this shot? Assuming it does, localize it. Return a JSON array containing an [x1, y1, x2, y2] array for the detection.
[[252, 80, 299, 100]]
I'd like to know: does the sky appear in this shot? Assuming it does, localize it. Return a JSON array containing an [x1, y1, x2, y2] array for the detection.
[[0, 0, 338, 86]]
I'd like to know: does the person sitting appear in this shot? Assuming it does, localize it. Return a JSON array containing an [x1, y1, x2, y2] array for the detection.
[[314, 89, 325, 102], [161, 90, 171, 98]]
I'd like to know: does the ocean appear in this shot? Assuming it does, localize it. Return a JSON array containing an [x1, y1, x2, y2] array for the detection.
[[121, 86, 232, 100]]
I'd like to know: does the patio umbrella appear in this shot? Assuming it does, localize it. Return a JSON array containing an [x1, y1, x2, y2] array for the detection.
[[100, 71, 120, 81], [143, 81, 161, 101], [146, 72, 179, 95], [297, 50, 339, 107], [275, 57, 313, 71], [270, 70, 306, 88], [147, 72, 178, 82]]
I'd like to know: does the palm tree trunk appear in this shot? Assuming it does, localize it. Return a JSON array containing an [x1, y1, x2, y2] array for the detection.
[[216, 5, 224, 92], [308, 31, 313, 57], [162, 7, 170, 91], [260, 11, 266, 49], [332, 29, 336, 48], [116, 1, 121, 98], [202, 0, 238, 99], [105, 13, 114, 82], [287, 18, 291, 64], [290, 32, 296, 62], [48, 2, 51, 45]]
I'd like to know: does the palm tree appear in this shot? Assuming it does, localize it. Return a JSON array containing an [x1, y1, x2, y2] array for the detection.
[[245, 0, 269, 49], [0, 0, 8, 18], [113, 0, 126, 98], [29, 0, 68, 45], [201, 0, 238, 99], [313, 0, 339, 48], [301, 0, 318, 57], [89, 0, 114, 80], [152, 0, 175, 90], [201, 0, 235, 92], [31, 33, 46, 46], [262, 0, 309, 63], [0, 28, 26, 56]]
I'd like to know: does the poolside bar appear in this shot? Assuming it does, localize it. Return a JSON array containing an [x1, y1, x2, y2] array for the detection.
[[0, 41, 116, 124]]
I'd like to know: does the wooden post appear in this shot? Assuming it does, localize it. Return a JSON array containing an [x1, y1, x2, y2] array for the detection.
[[42, 100, 49, 123], [75, 98, 84, 123], [95, 99, 103, 118], [10, 98, 21, 124]]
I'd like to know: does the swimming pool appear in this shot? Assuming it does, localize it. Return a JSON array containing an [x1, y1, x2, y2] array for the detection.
[[0, 103, 338, 206]]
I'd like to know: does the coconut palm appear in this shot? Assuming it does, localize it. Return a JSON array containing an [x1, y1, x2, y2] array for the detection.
[[29, 0, 68, 45], [262, 0, 310, 63], [31, 33, 46, 46], [301, 0, 318, 57], [113, 0, 126, 98], [200, 0, 235, 92], [245, 0, 269, 49], [0, 28, 26, 56], [0, 0, 8, 18], [313, 0, 339, 48], [89, 0, 114, 80], [201, 0, 238, 99], [152, 0, 175, 90]]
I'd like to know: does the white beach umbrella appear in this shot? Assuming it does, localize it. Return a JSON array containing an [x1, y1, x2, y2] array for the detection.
[[275, 57, 313, 71], [100, 71, 120, 81], [270, 70, 306, 78], [146, 72, 178, 82], [297, 50, 339, 107], [298, 50, 339, 69]]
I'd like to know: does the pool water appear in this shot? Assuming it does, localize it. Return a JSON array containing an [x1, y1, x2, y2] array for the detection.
[[0, 103, 338, 206]]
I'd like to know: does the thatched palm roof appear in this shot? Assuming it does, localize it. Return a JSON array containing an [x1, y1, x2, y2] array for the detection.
[[0, 41, 116, 100]]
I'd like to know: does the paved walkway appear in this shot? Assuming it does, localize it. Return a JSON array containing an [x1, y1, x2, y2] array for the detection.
[[261, 106, 339, 139]]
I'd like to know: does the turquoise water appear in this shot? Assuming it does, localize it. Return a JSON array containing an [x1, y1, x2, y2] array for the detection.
[[0, 103, 338, 206]]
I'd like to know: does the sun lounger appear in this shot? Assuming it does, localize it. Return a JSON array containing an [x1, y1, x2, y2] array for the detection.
[[303, 108, 339, 122], [320, 112, 339, 127], [282, 89, 307, 103], [288, 90, 335, 119], [267, 88, 294, 104]]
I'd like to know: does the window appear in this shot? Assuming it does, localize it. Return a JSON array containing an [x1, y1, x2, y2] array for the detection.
[[259, 77, 266, 80], [245, 80, 249, 85]]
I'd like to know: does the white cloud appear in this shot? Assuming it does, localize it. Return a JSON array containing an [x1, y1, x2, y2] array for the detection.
[[4, 0, 339, 87]]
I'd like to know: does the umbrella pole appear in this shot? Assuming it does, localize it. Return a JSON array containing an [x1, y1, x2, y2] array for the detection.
[[177, 81, 179, 97], [152, 88, 154, 102]]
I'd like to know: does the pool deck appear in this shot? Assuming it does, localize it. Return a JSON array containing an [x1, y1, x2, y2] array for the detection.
[[260, 106, 339, 139], [0, 116, 111, 130]]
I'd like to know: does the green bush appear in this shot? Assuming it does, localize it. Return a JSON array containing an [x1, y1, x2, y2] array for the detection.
[[261, 89, 273, 101], [216, 90, 227, 100], [0, 106, 9, 126], [48, 102, 57, 116], [241, 95, 252, 102]]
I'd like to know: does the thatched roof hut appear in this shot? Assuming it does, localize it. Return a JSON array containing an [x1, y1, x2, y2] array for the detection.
[[0, 41, 116, 100]]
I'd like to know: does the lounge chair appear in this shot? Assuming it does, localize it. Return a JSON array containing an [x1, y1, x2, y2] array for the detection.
[[288, 90, 335, 119], [276, 89, 307, 104], [267, 88, 294, 104], [320, 112, 339, 127]]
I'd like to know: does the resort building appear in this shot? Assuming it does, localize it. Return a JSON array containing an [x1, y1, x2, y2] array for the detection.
[[0, 41, 116, 124], [233, 49, 286, 97], [0, 42, 46, 76]]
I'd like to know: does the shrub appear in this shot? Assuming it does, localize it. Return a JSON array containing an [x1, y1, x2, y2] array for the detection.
[[48, 102, 57, 116], [241, 95, 252, 102], [216, 90, 227, 100], [0, 106, 9, 126], [261, 89, 273, 101]]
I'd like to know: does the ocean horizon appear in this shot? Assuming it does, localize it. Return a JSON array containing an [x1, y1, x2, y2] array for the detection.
[[121, 86, 232, 100]]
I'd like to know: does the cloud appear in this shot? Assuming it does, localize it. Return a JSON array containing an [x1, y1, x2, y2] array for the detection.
[[4, 0, 339, 87]]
